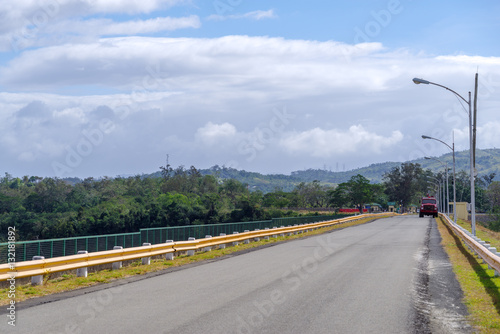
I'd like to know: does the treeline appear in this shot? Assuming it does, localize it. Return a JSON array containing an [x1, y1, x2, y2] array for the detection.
[[0, 167, 289, 241], [1, 162, 498, 241], [0, 164, 385, 242], [0, 165, 339, 242]]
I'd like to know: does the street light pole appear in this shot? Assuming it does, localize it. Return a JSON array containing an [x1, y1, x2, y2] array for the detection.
[[467, 91, 476, 235], [422, 135, 457, 224], [415, 78, 475, 234], [425, 156, 450, 216]]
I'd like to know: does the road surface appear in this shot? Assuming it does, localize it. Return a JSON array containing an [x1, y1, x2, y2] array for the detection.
[[3, 215, 471, 333]]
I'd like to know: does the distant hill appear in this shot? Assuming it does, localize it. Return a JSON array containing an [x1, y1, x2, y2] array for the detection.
[[73, 148, 500, 193], [190, 148, 500, 193]]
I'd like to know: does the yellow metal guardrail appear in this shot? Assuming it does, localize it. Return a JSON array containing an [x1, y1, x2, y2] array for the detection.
[[439, 213, 500, 274], [0, 213, 395, 281]]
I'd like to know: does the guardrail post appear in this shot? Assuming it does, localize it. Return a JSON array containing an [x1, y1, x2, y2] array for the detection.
[[279, 226, 285, 237], [76, 251, 88, 277], [31, 256, 45, 285], [293, 224, 298, 235], [487, 247, 496, 270], [481, 241, 490, 268], [482, 243, 490, 263], [243, 230, 250, 244], [469, 237, 480, 256], [166, 240, 174, 260], [187, 237, 196, 256], [204, 236, 212, 252], [232, 232, 239, 246], [272, 227, 278, 238], [219, 234, 226, 249], [112, 246, 123, 270], [264, 228, 270, 240], [254, 229, 261, 242], [287, 225, 293, 236], [475, 240, 485, 259], [496, 251, 500, 277], [142, 243, 151, 265]]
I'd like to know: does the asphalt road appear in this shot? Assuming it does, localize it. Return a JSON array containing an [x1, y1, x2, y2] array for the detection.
[[3, 216, 471, 334]]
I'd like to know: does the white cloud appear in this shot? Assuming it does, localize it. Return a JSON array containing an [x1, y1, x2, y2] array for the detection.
[[0, 0, 192, 51], [49, 16, 201, 37], [0, 36, 390, 92], [195, 122, 237, 145], [84, 0, 185, 14], [0, 35, 499, 177], [207, 9, 277, 21], [477, 121, 500, 149], [280, 125, 404, 157], [0, 0, 182, 23], [436, 55, 500, 66]]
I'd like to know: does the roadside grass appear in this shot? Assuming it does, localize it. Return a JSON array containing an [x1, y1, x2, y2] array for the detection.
[[455, 218, 500, 250], [0, 215, 389, 306], [437, 216, 500, 333]]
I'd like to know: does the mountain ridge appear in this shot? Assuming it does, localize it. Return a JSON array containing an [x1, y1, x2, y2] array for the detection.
[[146, 148, 500, 193]]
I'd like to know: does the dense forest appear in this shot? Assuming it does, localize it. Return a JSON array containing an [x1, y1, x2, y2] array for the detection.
[[1, 160, 500, 242]]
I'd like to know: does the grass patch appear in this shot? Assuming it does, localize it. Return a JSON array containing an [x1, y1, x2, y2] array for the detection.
[[0, 215, 389, 306], [436, 216, 500, 333], [454, 218, 500, 251]]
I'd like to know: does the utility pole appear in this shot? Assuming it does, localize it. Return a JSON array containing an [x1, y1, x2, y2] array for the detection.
[[473, 72, 478, 168]]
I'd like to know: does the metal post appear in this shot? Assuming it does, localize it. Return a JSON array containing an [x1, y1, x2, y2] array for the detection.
[[453, 141, 457, 224], [413, 77, 471, 227], [446, 164, 450, 216], [468, 91, 476, 235], [442, 176, 445, 213]]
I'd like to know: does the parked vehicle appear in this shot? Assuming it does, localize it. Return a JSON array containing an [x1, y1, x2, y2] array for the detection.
[[419, 196, 438, 218]]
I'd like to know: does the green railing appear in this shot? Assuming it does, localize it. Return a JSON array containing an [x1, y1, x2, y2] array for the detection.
[[0, 214, 349, 263]]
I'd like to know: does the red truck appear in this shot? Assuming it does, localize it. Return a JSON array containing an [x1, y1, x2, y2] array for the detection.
[[419, 196, 438, 218]]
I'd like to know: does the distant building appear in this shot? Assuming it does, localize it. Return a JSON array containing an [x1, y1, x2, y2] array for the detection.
[[365, 203, 382, 212]]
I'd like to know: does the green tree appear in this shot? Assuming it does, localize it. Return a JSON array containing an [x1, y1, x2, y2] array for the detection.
[[383, 163, 427, 207], [345, 174, 374, 211], [328, 174, 376, 211], [327, 183, 349, 209]]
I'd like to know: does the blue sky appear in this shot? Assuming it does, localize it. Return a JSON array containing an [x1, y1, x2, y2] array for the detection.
[[0, 0, 499, 178]]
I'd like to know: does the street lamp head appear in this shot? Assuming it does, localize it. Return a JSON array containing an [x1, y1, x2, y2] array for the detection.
[[422, 135, 431, 139], [413, 78, 430, 85], [424, 156, 431, 160]]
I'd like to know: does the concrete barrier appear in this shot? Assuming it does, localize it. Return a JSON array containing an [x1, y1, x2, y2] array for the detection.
[[219, 234, 226, 249], [187, 238, 196, 256], [112, 246, 123, 270], [166, 240, 175, 260], [254, 229, 261, 242], [76, 251, 88, 277], [142, 243, 152, 265], [31, 256, 45, 285], [203, 236, 213, 252]]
